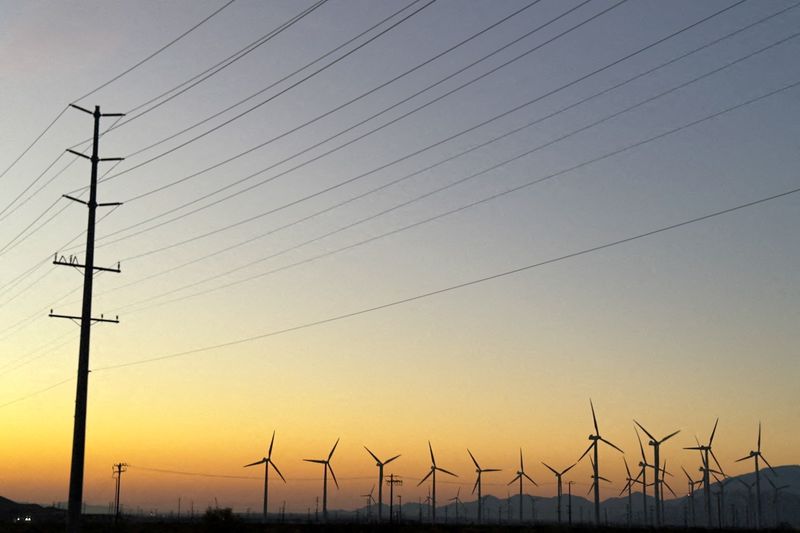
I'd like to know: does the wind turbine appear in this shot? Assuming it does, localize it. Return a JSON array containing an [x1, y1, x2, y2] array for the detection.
[[449, 487, 462, 523], [682, 466, 702, 527], [417, 441, 457, 523], [634, 420, 679, 526], [303, 438, 339, 522], [360, 485, 376, 521], [579, 399, 623, 525], [735, 422, 775, 529], [634, 427, 654, 526], [765, 475, 790, 527], [735, 478, 756, 528], [508, 448, 537, 523], [243, 430, 286, 522], [684, 418, 724, 528], [656, 459, 676, 522], [619, 457, 642, 527], [364, 446, 400, 522], [467, 449, 501, 524], [541, 461, 576, 524]]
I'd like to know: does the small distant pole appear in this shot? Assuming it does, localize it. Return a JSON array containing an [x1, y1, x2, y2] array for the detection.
[[386, 474, 403, 524], [398, 495, 403, 522], [177, 497, 181, 520], [112, 463, 128, 523], [568, 481, 574, 525]]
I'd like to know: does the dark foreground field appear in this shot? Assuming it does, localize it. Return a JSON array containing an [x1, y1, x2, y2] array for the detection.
[[0, 523, 784, 533]]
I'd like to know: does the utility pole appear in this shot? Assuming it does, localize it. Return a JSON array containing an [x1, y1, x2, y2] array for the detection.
[[51, 104, 123, 533], [386, 474, 402, 524], [112, 463, 128, 523], [568, 480, 574, 526], [398, 495, 402, 522]]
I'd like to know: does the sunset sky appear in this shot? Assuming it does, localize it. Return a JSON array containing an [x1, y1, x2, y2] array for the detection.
[[1, 0, 798, 513]]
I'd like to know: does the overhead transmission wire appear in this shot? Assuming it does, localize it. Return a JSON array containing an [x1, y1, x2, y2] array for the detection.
[[112, 72, 800, 317], [121, 0, 539, 160], [83, 0, 438, 188], [88, 0, 743, 258], [102, 0, 795, 290], [77, 0, 331, 139], [0, 0, 235, 183], [72, 0, 620, 252]]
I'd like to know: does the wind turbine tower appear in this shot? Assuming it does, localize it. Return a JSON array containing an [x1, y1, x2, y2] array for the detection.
[[364, 446, 400, 522], [468, 449, 501, 524], [579, 399, 623, 525], [634, 420, 680, 526], [417, 441, 457, 523], [303, 438, 340, 522], [735, 422, 776, 530], [542, 461, 576, 524], [244, 431, 286, 522], [508, 448, 537, 523]]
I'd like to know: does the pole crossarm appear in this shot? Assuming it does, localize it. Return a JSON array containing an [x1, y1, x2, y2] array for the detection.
[[50, 310, 119, 324]]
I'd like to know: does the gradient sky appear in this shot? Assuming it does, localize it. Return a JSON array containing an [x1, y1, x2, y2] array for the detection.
[[1, 0, 799, 513]]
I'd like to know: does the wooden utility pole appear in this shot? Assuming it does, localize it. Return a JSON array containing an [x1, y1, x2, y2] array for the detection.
[[112, 462, 128, 523], [50, 104, 123, 533]]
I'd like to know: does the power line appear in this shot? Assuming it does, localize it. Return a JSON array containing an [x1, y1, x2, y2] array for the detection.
[[95, 178, 800, 372], [90, 0, 437, 186], [120, 0, 437, 160], [86, 0, 746, 259], [0, 107, 69, 182], [72, 0, 236, 103], [76, 0, 620, 250], [113, 76, 800, 317]]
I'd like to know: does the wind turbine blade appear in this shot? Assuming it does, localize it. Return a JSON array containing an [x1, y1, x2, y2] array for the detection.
[[709, 449, 725, 475], [483, 468, 501, 473], [578, 443, 594, 463], [598, 475, 611, 483], [467, 449, 480, 470], [760, 453, 776, 474], [682, 466, 692, 482], [600, 437, 624, 454], [328, 438, 340, 461], [636, 428, 646, 460], [735, 455, 751, 463], [684, 446, 703, 451], [270, 461, 287, 483], [590, 398, 599, 434], [428, 441, 435, 467], [328, 464, 339, 489], [370, 485, 375, 496], [541, 462, 559, 476], [520, 448, 524, 471], [663, 480, 677, 497], [244, 459, 265, 468], [633, 420, 655, 442], [587, 482, 595, 495], [562, 462, 578, 475], [268, 430, 276, 458], [384, 454, 401, 465], [660, 429, 681, 444], [364, 446, 380, 463], [523, 472, 538, 486], [508, 474, 521, 486], [304, 459, 326, 464], [472, 477, 479, 495], [758, 421, 762, 453], [436, 466, 458, 477], [709, 418, 719, 446], [623, 457, 632, 478], [418, 469, 433, 486], [619, 482, 630, 496]]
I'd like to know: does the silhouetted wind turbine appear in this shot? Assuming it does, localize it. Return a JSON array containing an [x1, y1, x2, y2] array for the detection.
[[684, 418, 724, 528], [449, 487, 462, 522], [634, 427, 654, 526], [765, 476, 789, 527], [682, 465, 702, 527], [656, 460, 676, 521], [508, 448, 537, 523], [541, 461, 576, 524], [364, 446, 400, 523], [634, 420, 679, 526], [243, 430, 286, 522], [303, 438, 339, 522], [620, 457, 641, 527], [579, 399, 623, 525], [735, 422, 775, 530], [467, 449, 500, 524], [360, 485, 376, 520], [417, 441, 457, 523]]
